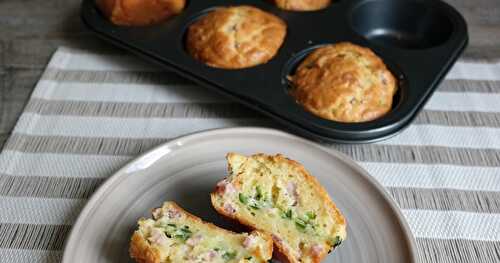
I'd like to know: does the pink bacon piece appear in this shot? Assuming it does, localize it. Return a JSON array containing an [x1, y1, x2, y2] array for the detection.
[[310, 244, 324, 258], [223, 203, 237, 214], [216, 179, 236, 196], [243, 235, 256, 249], [148, 228, 169, 246], [186, 234, 203, 246], [166, 208, 181, 219]]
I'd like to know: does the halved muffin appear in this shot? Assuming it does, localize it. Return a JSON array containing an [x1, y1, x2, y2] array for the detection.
[[211, 153, 347, 263], [130, 201, 273, 263], [96, 0, 185, 26]]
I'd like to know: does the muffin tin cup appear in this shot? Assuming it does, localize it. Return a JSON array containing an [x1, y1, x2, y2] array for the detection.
[[81, 0, 468, 143]]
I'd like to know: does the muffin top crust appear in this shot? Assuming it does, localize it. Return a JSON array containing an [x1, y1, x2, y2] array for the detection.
[[290, 42, 397, 123], [186, 6, 287, 69], [273, 0, 331, 11]]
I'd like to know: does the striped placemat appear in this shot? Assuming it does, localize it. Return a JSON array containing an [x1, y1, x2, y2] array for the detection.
[[1, 46, 500, 263]]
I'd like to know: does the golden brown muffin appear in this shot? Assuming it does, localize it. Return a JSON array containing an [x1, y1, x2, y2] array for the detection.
[[290, 42, 397, 123], [273, 0, 331, 11], [96, 0, 185, 26], [186, 6, 287, 69], [211, 153, 347, 263]]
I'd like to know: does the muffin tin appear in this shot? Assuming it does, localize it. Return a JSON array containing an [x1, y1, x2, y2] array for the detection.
[[81, 0, 468, 143]]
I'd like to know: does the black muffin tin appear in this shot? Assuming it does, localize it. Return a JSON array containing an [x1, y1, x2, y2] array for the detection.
[[81, 0, 468, 143]]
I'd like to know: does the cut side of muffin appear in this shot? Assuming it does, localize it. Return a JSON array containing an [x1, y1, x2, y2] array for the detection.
[[211, 153, 347, 263], [130, 201, 273, 263]]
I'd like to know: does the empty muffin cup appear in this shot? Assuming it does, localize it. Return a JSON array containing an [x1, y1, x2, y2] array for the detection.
[[349, 0, 454, 49]]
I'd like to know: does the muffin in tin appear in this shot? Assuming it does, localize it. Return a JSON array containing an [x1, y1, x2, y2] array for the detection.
[[186, 6, 287, 69], [272, 0, 331, 11], [96, 0, 186, 26], [290, 42, 397, 123]]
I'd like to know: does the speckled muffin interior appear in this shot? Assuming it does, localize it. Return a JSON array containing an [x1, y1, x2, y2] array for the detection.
[[130, 201, 273, 263], [96, 0, 186, 26], [290, 42, 397, 123], [186, 6, 287, 69], [211, 153, 347, 263], [273, 0, 331, 11]]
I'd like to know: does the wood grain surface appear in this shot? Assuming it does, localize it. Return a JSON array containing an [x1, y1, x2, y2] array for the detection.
[[0, 0, 499, 149]]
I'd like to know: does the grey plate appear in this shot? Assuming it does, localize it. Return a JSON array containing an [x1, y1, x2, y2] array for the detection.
[[62, 127, 417, 263]]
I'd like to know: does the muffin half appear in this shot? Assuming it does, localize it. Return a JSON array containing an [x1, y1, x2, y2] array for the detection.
[[186, 6, 287, 69], [130, 201, 273, 263], [290, 42, 397, 123], [211, 153, 347, 263]]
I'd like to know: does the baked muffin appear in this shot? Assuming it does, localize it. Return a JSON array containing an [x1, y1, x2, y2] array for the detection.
[[186, 6, 287, 69], [211, 153, 347, 263], [273, 0, 331, 11], [290, 42, 397, 122], [96, 0, 185, 26], [130, 201, 273, 263]]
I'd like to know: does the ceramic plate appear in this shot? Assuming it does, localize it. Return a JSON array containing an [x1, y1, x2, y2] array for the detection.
[[62, 127, 417, 262]]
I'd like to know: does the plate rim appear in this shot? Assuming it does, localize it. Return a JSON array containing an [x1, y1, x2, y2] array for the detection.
[[62, 127, 418, 262]]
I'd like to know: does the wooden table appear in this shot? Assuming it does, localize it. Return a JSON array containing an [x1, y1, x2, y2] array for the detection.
[[1, 0, 499, 149]]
